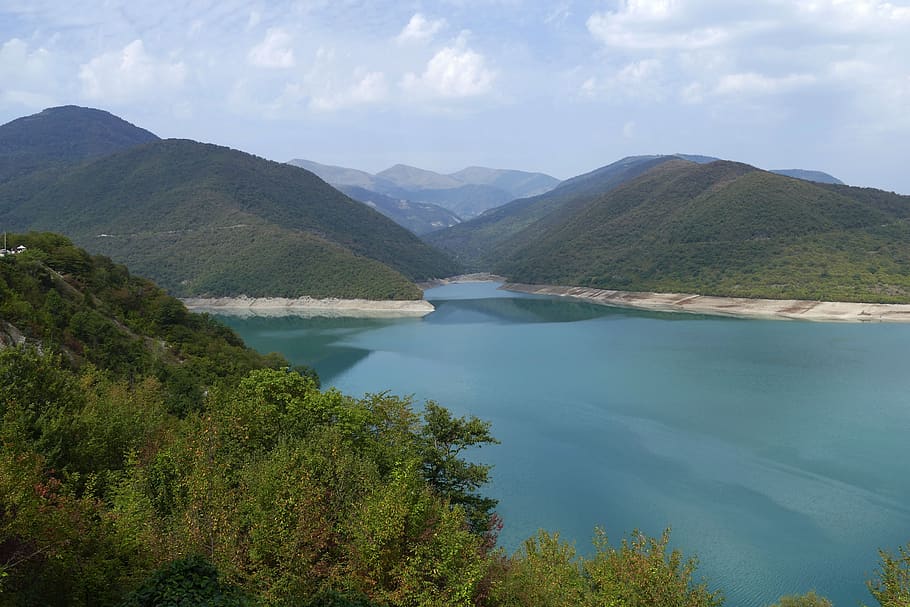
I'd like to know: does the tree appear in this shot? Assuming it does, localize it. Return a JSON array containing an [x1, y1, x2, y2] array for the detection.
[[493, 530, 590, 607], [866, 542, 910, 607], [419, 402, 499, 533], [585, 527, 724, 607], [119, 556, 249, 607]]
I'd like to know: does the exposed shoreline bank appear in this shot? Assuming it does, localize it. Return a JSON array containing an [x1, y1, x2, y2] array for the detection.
[[503, 283, 910, 322], [181, 296, 435, 318], [418, 272, 508, 289]]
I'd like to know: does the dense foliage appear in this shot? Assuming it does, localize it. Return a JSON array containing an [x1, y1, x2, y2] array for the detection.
[[1, 234, 908, 607], [0, 133, 460, 299], [0, 232, 286, 413]]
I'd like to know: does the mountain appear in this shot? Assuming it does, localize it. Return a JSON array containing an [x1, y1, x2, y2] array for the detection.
[[288, 158, 385, 190], [488, 159, 910, 303], [377, 163, 464, 190], [0, 105, 159, 182], [450, 166, 560, 198], [0, 138, 459, 299], [426, 155, 681, 268], [771, 169, 844, 185], [337, 185, 461, 235], [289, 158, 560, 220]]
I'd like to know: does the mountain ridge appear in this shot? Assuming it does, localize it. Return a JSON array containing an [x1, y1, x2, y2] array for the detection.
[[0, 105, 159, 183], [1, 135, 459, 299]]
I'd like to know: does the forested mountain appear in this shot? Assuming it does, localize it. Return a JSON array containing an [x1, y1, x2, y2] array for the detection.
[[485, 159, 910, 302], [0, 105, 159, 183], [0, 137, 460, 299], [289, 158, 560, 220], [426, 155, 680, 267]]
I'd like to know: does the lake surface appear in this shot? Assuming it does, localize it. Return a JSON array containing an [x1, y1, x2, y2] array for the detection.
[[219, 282, 910, 607]]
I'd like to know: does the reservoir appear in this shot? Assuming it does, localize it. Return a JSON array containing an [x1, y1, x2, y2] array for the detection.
[[219, 282, 910, 607]]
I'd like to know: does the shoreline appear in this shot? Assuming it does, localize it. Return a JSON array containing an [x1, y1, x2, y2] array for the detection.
[[181, 296, 434, 319], [503, 283, 910, 323], [418, 272, 508, 289]]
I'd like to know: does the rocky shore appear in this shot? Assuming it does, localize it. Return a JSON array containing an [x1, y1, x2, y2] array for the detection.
[[181, 296, 435, 318], [503, 283, 910, 322]]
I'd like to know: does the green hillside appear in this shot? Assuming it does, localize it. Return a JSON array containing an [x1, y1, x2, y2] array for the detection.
[[426, 155, 678, 268], [0, 105, 159, 182], [0, 138, 460, 299], [493, 160, 910, 303], [0, 232, 286, 412]]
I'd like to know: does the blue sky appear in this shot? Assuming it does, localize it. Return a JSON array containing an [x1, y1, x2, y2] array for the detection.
[[2, 0, 909, 192]]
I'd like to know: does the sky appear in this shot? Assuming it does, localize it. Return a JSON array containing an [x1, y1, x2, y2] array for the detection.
[[1, 0, 909, 192]]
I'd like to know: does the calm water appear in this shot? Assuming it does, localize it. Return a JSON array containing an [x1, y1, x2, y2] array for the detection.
[[219, 282, 910, 607]]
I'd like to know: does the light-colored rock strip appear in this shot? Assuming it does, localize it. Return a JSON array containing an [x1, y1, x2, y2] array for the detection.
[[181, 296, 435, 318], [418, 273, 507, 289], [503, 283, 910, 323]]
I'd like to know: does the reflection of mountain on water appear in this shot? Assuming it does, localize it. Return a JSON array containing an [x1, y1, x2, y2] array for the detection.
[[427, 296, 722, 324], [217, 314, 420, 336], [214, 314, 424, 383]]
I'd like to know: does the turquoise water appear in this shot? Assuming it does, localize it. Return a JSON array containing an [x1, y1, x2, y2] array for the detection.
[[219, 282, 910, 607]]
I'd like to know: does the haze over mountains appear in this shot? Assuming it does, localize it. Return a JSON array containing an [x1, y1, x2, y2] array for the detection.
[[288, 158, 560, 222]]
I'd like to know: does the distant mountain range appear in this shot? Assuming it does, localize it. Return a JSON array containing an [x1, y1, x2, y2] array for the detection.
[[428, 155, 910, 303], [288, 158, 560, 222], [0, 107, 458, 300]]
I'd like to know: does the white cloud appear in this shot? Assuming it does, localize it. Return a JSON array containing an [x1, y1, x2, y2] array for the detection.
[[248, 27, 295, 68], [578, 59, 665, 101], [713, 72, 816, 96], [79, 39, 186, 102], [401, 38, 496, 98], [0, 38, 51, 79], [310, 70, 389, 111], [396, 13, 446, 43]]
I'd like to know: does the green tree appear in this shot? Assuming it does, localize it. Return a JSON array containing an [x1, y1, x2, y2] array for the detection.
[[493, 530, 590, 607], [119, 556, 249, 607], [419, 402, 499, 533], [866, 542, 910, 607], [585, 527, 724, 607]]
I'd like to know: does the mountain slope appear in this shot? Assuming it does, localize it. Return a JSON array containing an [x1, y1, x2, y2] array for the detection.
[[0, 105, 159, 182], [493, 160, 910, 303], [377, 163, 463, 190], [0, 232, 285, 409], [426, 155, 680, 268], [288, 158, 387, 190], [0, 139, 459, 298], [338, 185, 461, 235], [450, 166, 560, 198]]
